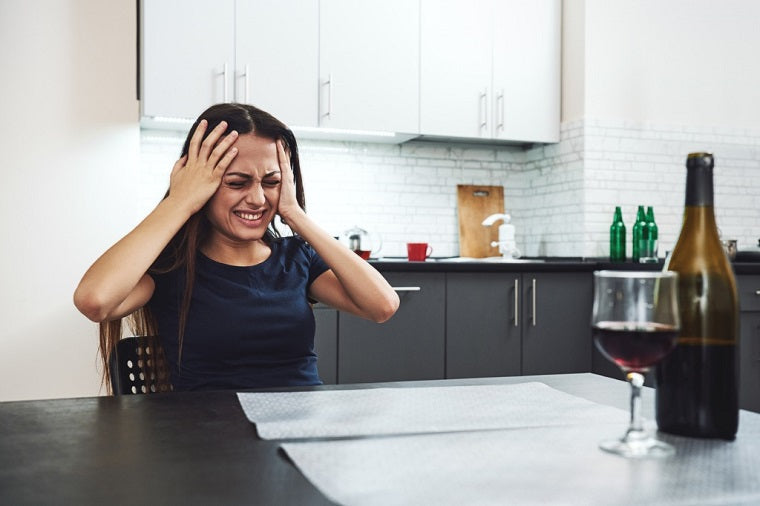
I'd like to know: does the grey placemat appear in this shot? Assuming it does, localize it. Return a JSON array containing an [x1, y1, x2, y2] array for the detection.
[[282, 417, 760, 506], [237, 382, 627, 439]]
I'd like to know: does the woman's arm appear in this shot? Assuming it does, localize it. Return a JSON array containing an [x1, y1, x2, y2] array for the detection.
[[275, 141, 399, 323], [73, 120, 239, 322]]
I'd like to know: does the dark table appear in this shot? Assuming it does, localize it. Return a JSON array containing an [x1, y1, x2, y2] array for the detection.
[[1, 373, 753, 505]]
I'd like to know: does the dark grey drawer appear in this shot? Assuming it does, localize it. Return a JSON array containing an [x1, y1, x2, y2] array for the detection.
[[738, 275, 760, 312]]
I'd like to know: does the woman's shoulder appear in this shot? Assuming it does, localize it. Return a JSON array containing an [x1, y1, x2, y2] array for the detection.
[[274, 236, 313, 258], [275, 235, 309, 250]]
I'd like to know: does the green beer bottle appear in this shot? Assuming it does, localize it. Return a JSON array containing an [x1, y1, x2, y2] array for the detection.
[[609, 207, 626, 262], [631, 205, 647, 262], [640, 206, 659, 262]]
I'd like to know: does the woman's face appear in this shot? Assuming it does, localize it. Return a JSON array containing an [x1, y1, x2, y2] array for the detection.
[[204, 133, 282, 245]]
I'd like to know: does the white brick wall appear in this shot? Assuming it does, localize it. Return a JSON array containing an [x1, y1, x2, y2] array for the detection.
[[580, 118, 760, 259], [139, 119, 760, 259]]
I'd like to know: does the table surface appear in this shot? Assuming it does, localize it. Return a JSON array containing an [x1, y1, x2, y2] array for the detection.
[[0, 373, 726, 505]]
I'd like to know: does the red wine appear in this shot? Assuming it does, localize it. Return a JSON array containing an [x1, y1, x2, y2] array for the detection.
[[593, 321, 678, 373], [655, 343, 738, 440]]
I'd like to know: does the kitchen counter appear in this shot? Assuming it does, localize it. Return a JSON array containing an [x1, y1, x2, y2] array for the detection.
[[369, 258, 760, 274]]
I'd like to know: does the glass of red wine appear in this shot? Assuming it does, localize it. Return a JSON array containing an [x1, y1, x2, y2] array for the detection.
[[592, 270, 680, 458]]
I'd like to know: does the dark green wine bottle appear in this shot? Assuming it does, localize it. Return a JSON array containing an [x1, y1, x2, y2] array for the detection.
[[631, 205, 646, 262], [609, 207, 626, 262], [656, 152, 739, 440]]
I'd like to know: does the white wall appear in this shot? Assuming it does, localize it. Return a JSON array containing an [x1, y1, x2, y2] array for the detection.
[[583, 0, 760, 129], [0, 1, 139, 401]]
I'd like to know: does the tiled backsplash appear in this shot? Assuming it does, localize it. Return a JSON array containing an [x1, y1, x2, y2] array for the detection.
[[139, 119, 760, 259]]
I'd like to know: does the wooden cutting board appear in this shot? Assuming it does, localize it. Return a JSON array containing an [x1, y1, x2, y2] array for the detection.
[[457, 185, 505, 258]]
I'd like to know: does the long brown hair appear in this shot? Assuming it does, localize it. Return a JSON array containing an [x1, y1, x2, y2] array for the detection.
[[98, 103, 306, 393]]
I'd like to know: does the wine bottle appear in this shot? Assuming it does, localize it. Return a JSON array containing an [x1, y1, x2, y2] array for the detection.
[[655, 152, 739, 440], [609, 206, 626, 262], [631, 205, 646, 262]]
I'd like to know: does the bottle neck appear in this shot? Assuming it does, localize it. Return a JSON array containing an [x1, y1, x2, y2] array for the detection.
[[685, 166, 714, 206]]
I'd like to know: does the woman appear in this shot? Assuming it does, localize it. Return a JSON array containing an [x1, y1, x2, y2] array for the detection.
[[74, 103, 399, 392]]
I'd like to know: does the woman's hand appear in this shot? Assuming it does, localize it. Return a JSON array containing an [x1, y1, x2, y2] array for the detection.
[[275, 139, 304, 223], [168, 119, 239, 215]]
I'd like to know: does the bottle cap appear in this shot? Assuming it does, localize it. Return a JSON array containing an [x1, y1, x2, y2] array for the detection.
[[686, 152, 714, 169]]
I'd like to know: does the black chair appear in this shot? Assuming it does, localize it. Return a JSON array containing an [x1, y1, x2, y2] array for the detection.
[[108, 336, 172, 395]]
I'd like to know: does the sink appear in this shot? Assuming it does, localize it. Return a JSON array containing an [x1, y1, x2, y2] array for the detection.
[[434, 257, 545, 263]]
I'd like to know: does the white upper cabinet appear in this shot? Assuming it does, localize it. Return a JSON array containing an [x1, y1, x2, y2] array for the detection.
[[236, 0, 319, 128], [420, 0, 560, 143], [319, 0, 419, 134], [420, 0, 493, 139], [141, 0, 558, 143], [141, 0, 235, 120], [141, 0, 318, 126], [492, 0, 560, 143]]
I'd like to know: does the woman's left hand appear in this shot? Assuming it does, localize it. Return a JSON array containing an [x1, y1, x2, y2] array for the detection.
[[276, 139, 303, 224]]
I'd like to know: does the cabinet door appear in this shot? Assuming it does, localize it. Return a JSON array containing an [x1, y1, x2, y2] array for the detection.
[[420, 0, 492, 138], [738, 275, 760, 412], [313, 306, 338, 385], [141, 0, 235, 119], [492, 0, 560, 143], [740, 312, 760, 413], [522, 272, 592, 375], [319, 0, 419, 133], [338, 273, 445, 383], [446, 273, 521, 378], [235, 0, 319, 127]]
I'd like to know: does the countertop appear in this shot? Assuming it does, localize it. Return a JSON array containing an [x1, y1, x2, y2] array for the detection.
[[369, 257, 760, 274]]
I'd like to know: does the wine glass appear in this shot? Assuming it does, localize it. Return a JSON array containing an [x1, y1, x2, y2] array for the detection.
[[592, 270, 680, 458]]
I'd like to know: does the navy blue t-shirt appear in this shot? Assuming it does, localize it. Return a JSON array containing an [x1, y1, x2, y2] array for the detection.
[[147, 237, 330, 391]]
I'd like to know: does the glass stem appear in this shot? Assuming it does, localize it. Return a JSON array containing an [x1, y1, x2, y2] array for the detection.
[[625, 371, 646, 439]]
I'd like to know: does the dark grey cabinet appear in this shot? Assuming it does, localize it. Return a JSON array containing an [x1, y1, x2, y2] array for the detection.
[[313, 305, 338, 385], [738, 275, 760, 412], [338, 272, 446, 383], [446, 273, 521, 378], [522, 272, 593, 375], [446, 272, 592, 378]]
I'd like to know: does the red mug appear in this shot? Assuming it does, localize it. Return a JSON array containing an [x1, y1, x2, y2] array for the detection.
[[407, 243, 433, 262], [354, 249, 371, 260]]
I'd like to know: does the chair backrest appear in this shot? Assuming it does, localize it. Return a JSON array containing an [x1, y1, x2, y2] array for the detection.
[[108, 336, 172, 395]]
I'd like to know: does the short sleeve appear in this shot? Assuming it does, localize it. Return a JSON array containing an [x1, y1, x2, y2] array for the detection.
[[306, 243, 330, 286]]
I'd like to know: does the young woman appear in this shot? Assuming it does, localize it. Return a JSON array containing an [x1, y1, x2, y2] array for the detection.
[[74, 103, 399, 392]]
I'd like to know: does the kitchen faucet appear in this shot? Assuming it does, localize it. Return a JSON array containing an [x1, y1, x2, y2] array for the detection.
[[482, 213, 521, 259]]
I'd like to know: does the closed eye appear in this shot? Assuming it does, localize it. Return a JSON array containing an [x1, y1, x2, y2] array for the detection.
[[263, 180, 281, 187]]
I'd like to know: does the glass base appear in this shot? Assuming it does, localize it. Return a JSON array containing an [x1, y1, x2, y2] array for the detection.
[[599, 433, 675, 459]]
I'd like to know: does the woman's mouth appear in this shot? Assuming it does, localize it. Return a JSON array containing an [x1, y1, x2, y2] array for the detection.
[[233, 210, 264, 222]]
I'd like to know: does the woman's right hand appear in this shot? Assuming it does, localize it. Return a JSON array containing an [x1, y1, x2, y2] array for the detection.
[[167, 119, 240, 215]]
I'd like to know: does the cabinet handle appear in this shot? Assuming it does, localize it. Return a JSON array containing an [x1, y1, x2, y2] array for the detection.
[[391, 286, 421, 292], [322, 74, 333, 119], [531, 278, 537, 327], [496, 89, 505, 132], [479, 88, 488, 131], [222, 63, 229, 102], [514, 278, 519, 327]]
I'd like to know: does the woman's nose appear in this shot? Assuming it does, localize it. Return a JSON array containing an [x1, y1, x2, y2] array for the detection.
[[245, 183, 265, 206]]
